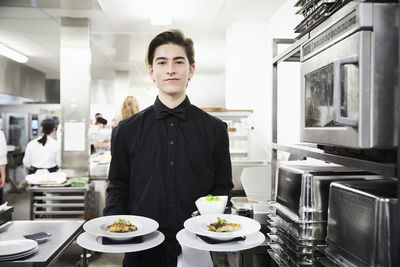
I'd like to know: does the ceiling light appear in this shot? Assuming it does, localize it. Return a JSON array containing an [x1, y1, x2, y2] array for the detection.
[[0, 44, 28, 63], [149, 0, 172, 26]]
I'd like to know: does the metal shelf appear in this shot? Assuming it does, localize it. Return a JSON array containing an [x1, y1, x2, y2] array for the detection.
[[272, 35, 308, 64], [272, 143, 397, 177]]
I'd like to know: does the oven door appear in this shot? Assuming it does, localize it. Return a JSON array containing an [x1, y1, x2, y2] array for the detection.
[[300, 30, 373, 148]]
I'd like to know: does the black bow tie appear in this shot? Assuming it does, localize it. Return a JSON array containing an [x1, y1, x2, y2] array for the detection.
[[157, 108, 186, 120]]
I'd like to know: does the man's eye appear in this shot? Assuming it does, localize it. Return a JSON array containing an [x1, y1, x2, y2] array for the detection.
[[176, 61, 184, 64], [157, 61, 166, 65]]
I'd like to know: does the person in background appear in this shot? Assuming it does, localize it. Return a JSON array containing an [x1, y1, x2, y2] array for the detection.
[[0, 130, 7, 203], [104, 29, 233, 267], [121, 96, 140, 120], [95, 113, 108, 126], [23, 118, 61, 174], [110, 96, 140, 154]]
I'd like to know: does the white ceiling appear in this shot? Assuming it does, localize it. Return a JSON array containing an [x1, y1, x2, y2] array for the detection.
[[0, 0, 284, 82]]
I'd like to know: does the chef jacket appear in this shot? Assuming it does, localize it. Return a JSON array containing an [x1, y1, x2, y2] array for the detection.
[[104, 96, 233, 267], [0, 131, 7, 166], [23, 136, 61, 169]]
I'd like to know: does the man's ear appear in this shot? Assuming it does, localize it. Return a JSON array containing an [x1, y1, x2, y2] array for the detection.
[[148, 65, 154, 81], [188, 63, 195, 79]]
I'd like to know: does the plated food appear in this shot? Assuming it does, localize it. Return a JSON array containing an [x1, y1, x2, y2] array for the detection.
[[83, 215, 159, 240], [107, 218, 137, 233], [195, 195, 228, 215], [208, 217, 241, 232], [184, 214, 261, 240]]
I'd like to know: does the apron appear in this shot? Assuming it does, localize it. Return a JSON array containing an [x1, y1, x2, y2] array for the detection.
[[177, 245, 213, 267]]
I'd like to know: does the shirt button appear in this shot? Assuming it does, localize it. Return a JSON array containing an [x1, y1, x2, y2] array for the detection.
[[169, 161, 174, 166], [169, 140, 174, 145], [170, 122, 174, 127]]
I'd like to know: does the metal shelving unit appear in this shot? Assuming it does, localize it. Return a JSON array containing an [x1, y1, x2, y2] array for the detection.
[[29, 182, 95, 220], [271, 36, 400, 263]]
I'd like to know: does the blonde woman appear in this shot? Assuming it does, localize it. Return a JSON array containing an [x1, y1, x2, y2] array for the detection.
[[111, 96, 140, 154], [121, 96, 140, 120]]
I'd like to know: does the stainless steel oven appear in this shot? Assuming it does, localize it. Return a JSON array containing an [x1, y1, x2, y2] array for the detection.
[[300, 2, 399, 149]]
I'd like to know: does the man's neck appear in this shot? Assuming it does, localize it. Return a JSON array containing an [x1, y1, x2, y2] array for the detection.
[[158, 92, 186, 109]]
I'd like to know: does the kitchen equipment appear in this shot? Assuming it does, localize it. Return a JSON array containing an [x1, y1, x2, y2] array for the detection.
[[324, 179, 398, 267], [300, 2, 399, 148], [274, 160, 376, 222], [270, 160, 382, 266], [240, 165, 272, 202]]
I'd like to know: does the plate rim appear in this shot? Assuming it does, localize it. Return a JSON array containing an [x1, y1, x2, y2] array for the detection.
[[184, 214, 261, 239], [83, 215, 159, 238], [176, 229, 265, 252], [0, 239, 38, 256], [77, 231, 165, 253]]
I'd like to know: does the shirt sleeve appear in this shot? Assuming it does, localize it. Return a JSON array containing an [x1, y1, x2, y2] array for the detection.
[[23, 141, 32, 168], [103, 123, 131, 216], [55, 139, 61, 167], [0, 131, 7, 166], [210, 121, 234, 199]]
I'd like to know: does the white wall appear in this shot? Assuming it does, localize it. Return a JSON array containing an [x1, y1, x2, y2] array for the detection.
[[187, 73, 225, 107], [225, 0, 301, 161]]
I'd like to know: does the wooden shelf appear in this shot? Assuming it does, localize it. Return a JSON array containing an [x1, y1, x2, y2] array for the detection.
[[272, 143, 397, 178]]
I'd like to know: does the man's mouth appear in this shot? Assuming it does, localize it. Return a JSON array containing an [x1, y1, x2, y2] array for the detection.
[[165, 78, 179, 81]]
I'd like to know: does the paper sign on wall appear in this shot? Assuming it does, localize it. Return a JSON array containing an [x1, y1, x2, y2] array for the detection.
[[64, 122, 85, 151]]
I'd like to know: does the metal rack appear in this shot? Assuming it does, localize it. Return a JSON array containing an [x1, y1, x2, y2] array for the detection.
[[29, 182, 95, 220], [271, 37, 399, 263]]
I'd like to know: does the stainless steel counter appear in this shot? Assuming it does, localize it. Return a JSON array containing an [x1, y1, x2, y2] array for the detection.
[[0, 220, 84, 266]]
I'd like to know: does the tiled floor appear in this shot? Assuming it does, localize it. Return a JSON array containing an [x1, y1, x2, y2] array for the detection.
[[4, 190, 124, 267]]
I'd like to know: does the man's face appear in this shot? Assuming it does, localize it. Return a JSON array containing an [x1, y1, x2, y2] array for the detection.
[[149, 43, 195, 97]]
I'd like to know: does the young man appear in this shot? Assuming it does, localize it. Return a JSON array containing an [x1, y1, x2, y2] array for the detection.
[[104, 29, 233, 267]]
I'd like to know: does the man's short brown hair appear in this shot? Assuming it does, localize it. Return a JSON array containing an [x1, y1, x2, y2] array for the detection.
[[146, 29, 195, 67]]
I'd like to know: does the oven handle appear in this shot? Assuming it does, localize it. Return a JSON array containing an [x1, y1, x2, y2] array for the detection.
[[334, 55, 358, 127]]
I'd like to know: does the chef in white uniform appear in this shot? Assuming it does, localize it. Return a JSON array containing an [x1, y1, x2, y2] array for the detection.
[[23, 118, 61, 174], [0, 130, 7, 203]]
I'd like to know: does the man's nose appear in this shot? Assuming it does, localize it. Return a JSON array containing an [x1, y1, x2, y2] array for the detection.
[[166, 63, 176, 75]]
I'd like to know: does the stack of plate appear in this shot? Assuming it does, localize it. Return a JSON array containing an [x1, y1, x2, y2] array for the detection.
[[177, 214, 265, 252], [77, 215, 165, 253], [0, 239, 38, 262]]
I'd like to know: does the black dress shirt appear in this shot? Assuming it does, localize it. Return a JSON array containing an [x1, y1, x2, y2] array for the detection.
[[104, 96, 233, 267]]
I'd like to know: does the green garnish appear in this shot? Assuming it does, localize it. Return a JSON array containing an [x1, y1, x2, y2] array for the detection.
[[114, 219, 132, 225], [205, 194, 220, 201]]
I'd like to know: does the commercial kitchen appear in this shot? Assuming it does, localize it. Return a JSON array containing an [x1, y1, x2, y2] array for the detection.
[[0, 0, 399, 266]]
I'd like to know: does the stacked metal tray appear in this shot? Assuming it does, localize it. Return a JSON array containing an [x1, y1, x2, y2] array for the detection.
[[294, 0, 351, 38], [267, 161, 383, 266]]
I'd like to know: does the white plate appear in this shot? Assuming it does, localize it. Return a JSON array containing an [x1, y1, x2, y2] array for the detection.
[[83, 215, 159, 240], [184, 214, 261, 240], [0, 239, 38, 256], [77, 231, 165, 253], [176, 229, 265, 252], [0, 247, 38, 261]]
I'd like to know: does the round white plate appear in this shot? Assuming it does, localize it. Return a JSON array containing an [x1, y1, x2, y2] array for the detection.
[[184, 214, 261, 240], [0, 247, 38, 261], [83, 215, 159, 240], [176, 229, 265, 252], [77, 231, 165, 253], [0, 239, 38, 256]]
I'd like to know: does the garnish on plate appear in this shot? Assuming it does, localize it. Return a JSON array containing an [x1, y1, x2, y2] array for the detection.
[[205, 195, 220, 201], [107, 218, 137, 233]]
